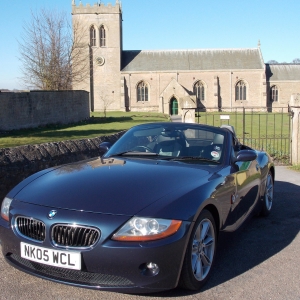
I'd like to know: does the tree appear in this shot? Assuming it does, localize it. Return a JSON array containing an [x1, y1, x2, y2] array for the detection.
[[100, 93, 115, 118], [267, 60, 279, 64], [292, 58, 300, 63], [18, 9, 89, 90]]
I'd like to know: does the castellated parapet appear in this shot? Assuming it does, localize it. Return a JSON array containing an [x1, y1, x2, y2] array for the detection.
[[72, 0, 121, 15]]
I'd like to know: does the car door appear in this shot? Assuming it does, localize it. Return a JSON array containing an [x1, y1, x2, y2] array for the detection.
[[215, 170, 238, 232], [233, 156, 261, 228]]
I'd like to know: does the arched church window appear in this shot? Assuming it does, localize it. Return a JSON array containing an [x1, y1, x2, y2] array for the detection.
[[137, 81, 149, 102], [90, 26, 96, 46], [270, 85, 278, 102], [194, 81, 205, 101], [100, 25, 106, 47], [235, 80, 247, 100]]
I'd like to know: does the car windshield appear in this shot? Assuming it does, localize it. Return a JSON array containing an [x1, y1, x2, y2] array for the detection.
[[104, 123, 225, 163]]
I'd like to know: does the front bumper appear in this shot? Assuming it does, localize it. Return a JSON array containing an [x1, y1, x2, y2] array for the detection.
[[0, 201, 192, 293]]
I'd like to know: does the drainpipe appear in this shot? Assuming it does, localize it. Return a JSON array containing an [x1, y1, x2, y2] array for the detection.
[[230, 71, 232, 110], [297, 112, 299, 165], [129, 74, 131, 110]]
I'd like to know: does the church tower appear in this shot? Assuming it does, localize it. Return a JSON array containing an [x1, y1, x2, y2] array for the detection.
[[72, 0, 123, 111]]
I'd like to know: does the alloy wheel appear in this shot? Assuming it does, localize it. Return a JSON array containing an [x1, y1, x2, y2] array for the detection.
[[265, 173, 274, 211], [191, 218, 215, 281]]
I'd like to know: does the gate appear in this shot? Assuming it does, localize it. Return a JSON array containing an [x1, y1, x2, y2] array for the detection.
[[193, 107, 291, 165]]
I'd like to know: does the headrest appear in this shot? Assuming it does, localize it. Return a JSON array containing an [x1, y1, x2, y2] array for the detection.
[[213, 134, 224, 144], [221, 125, 236, 135], [161, 128, 180, 138]]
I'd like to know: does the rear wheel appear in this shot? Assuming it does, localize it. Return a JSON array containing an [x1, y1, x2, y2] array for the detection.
[[179, 209, 217, 290], [260, 171, 274, 216]]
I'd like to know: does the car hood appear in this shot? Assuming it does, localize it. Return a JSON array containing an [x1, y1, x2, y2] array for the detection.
[[13, 157, 218, 215]]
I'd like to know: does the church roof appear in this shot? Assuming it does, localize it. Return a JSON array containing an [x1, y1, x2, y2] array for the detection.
[[121, 48, 264, 72], [266, 64, 300, 81]]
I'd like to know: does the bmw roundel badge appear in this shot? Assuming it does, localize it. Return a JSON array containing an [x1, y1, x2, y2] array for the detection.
[[48, 210, 57, 219]]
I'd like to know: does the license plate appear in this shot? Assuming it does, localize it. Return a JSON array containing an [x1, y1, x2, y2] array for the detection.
[[20, 242, 81, 270]]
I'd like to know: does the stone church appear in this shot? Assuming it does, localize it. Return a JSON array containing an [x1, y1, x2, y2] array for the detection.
[[71, 0, 300, 115]]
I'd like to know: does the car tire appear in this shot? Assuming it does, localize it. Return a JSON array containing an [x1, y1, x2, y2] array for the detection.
[[260, 171, 274, 216], [179, 209, 217, 290]]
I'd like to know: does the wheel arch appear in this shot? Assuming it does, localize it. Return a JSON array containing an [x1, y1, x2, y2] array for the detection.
[[201, 204, 220, 237], [178, 203, 219, 290], [269, 165, 275, 183]]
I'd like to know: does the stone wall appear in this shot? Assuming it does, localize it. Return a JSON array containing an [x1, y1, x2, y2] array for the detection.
[[0, 131, 125, 201], [0, 90, 90, 131]]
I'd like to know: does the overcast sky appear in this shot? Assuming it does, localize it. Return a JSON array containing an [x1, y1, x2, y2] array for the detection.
[[1, 0, 299, 90]]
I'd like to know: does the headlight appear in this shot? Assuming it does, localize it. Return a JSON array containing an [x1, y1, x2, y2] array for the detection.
[[1, 197, 12, 221], [112, 217, 182, 242]]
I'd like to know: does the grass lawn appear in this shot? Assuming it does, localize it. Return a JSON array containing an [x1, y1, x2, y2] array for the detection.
[[289, 165, 300, 172], [0, 110, 291, 164], [0, 111, 169, 148]]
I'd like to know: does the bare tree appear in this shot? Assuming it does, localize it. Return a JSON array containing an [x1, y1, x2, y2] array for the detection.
[[18, 9, 89, 90], [267, 60, 279, 64], [100, 93, 114, 118], [292, 58, 300, 63]]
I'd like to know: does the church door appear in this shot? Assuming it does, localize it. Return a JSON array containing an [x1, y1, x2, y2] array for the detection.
[[170, 98, 178, 115]]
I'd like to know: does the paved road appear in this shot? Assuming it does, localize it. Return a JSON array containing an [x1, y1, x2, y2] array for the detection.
[[0, 166, 299, 300]]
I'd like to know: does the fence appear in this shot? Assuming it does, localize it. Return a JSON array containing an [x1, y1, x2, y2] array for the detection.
[[190, 107, 291, 165]]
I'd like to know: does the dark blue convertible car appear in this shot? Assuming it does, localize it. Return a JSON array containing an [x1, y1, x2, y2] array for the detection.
[[0, 122, 274, 293]]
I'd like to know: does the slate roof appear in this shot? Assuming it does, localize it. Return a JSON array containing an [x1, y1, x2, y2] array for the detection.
[[121, 48, 264, 72], [266, 64, 300, 81]]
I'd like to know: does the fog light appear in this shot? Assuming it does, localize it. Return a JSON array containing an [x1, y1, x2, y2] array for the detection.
[[147, 262, 159, 275], [140, 262, 160, 276]]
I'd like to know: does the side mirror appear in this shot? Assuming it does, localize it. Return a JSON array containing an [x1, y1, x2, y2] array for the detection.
[[99, 142, 112, 153], [235, 150, 257, 162]]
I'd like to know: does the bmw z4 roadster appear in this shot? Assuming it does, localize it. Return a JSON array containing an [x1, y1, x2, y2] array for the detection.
[[0, 122, 274, 293]]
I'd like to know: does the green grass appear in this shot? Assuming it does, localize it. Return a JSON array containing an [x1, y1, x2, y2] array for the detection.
[[289, 165, 300, 172], [0, 111, 169, 148], [0, 109, 291, 165]]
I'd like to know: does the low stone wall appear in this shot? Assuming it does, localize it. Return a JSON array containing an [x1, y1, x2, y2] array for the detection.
[[0, 131, 125, 200], [0, 90, 90, 131]]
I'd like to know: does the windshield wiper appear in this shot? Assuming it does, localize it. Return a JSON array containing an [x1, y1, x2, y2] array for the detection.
[[171, 156, 220, 163], [108, 151, 159, 157]]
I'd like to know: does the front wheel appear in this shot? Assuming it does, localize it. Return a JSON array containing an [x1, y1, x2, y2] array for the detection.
[[260, 171, 274, 216], [179, 209, 217, 290]]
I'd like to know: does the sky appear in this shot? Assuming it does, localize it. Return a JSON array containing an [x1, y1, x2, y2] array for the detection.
[[1, 0, 300, 90]]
